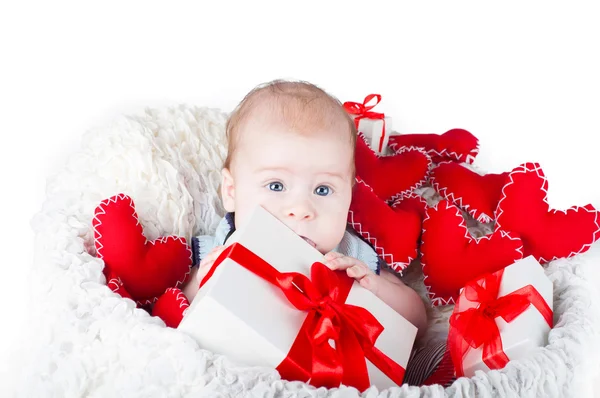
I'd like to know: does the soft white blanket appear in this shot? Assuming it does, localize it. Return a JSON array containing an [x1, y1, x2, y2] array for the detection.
[[6, 105, 600, 397]]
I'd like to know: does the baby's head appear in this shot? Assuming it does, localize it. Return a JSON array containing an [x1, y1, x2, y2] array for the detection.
[[221, 80, 357, 254]]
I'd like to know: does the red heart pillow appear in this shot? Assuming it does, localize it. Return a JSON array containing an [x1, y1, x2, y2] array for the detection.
[[348, 178, 422, 273], [430, 162, 508, 223], [388, 128, 479, 164], [495, 162, 600, 263], [391, 192, 428, 221], [355, 133, 431, 203], [152, 288, 190, 328], [93, 194, 192, 305], [421, 200, 524, 306], [105, 271, 133, 300]]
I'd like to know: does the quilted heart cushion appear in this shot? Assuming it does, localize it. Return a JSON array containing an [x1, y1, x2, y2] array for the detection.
[[430, 162, 508, 223], [348, 178, 422, 273], [355, 133, 431, 203], [496, 162, 600, 263], [421, 200, 524, 306], [93, 194, 192, 305], [388, 128, 479, 164]]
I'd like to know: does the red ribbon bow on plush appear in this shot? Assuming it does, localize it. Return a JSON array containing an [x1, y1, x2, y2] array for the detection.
[[201, 243, 405, 391], [343, 94, 387, 152], [448, 269, 553, 377]]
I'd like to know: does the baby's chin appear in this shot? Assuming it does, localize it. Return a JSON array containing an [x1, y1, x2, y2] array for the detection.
[[299, 236, 340, 255]]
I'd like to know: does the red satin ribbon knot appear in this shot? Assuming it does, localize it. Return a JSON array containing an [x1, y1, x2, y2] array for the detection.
[[448, 269, 553, 377], [200, 242, 406, 391], [343, 94, 387, 152]]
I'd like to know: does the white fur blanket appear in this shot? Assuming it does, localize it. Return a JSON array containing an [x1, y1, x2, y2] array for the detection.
[[6, 105, 600, 397]]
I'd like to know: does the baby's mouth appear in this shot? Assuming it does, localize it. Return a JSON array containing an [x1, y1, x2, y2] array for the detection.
[[300, 235, 317, 248]]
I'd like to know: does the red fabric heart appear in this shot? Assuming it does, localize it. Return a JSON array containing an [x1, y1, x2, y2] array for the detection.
[[495, 162, 600, 263], [152, 288, 190, 328], [421, 200, 524, 306], [430, 162, 509, 223], [93, 194, 192, 305], [391, 192, 428, 221], [388, 129, 479, 164], [348, 178, 422, 273], [106, 271, 133, 300], [355, 133, 431, 203]]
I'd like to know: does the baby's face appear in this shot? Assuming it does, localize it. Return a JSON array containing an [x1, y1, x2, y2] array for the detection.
[[223, 121, 354, 254]]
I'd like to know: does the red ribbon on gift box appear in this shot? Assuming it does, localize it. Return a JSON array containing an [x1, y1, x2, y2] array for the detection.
[[199, 242, 406, 391], [343, 94, 387, 153], [448, 268, 553, 377]]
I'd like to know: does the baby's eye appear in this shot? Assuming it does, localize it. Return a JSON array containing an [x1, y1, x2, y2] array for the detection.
[[268, 182, 285, 192], [314, 185, 332, 196]]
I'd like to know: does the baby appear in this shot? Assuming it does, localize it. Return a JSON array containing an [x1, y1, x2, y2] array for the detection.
[[182, 80, 427, 337]]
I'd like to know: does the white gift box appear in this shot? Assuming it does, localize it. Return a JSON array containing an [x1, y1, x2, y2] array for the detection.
[[352, 115, 394, 155], [454, 256, 553, 378], [178, 205, 417, 390]]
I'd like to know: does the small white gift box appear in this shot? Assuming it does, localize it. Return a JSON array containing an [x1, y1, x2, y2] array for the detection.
[[353, 115, 394, 155], [343, 94, 395, 155], [449, 256, 554, 378], [178, 206, 417, 391]]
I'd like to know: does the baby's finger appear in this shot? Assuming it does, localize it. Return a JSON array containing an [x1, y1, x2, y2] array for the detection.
[[209, 245, 226, 255], [347, 264, 369, 279], [199, 246, 226, 269], [323, 251, 344, 261], [325, 255, 359, 270]]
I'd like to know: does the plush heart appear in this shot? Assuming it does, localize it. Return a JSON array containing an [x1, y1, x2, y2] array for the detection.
[[388, 128, 479, 164], [355, 133, 431, 203], [152, 287, 190, 328], [93, 194, 192, 305], [430, 162, 508, 223], [390, 192, 428, 221], [106, 271, 133, 300], [348, 178, 422, 273], [495, 162, 600, 263], [421, 200, 524, 306]]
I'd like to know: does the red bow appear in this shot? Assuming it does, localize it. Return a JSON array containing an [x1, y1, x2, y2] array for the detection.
[[448, 269, 553, 377], [201, 243, 405, 391], [343, 94, 387, 152]]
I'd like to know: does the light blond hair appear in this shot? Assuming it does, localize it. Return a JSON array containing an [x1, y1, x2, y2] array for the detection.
[[223, 79, 357, 172]]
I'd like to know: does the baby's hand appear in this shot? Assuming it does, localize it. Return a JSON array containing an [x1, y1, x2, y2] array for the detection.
[[323, 252, 379, 293], [183, 245, 227, 302], [196, 245, 227, 284]]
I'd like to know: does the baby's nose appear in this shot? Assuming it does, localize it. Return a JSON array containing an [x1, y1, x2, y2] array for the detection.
[[286, 202, 315, 220]]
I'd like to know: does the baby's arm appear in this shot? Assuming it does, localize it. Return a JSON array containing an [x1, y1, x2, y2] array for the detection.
[[323, 253, 427, 338]]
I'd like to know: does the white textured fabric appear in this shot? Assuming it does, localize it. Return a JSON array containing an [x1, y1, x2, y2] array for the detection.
[[6, 104, 600, 398]]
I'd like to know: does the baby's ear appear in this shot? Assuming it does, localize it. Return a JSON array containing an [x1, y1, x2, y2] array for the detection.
[[220, 168, 235, 212]]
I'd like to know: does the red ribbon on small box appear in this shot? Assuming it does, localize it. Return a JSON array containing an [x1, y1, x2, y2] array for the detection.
[[343, 94, 387, 153], [200, 243, 405, 391], [448, 268, 553, 377]]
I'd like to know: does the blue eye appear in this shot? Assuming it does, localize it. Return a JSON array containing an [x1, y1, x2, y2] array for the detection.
[[314, 185, 331, 196], [268, 182, 284, 192]]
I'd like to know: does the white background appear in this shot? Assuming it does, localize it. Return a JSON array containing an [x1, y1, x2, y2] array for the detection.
[[1, 0, 599, 393]]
